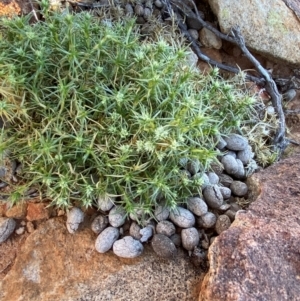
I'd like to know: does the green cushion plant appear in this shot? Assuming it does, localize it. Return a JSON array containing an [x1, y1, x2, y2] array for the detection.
[[0, 9, 256, 215]]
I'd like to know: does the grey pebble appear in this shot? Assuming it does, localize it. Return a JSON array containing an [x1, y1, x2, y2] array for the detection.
[[169, 207, 195, 228], [0, 217, 16, 243], [188, 29, 199, 40], [154, 205, 170, 221], [113, 236, 144, 258], [224, 134, 248, 151], [208, 172, 219, 184], [97, 195, 115, 211], [95, 226, 119, 253], [230, 181, 248, 196], [91, 215, 108, 235], [109, 206, 126, 227], [219, 186, 231, 199], [221, 155, 239, 175], [233, 159, 245, 179], [216, 136, 227, 150], [203, 185, 223, 209], [215, 214, 231, 234], [187, 197, 208, 216], [156, 220, 176, 237], [129, 222, 142, 240], [151, 234, 177, 258], [237, 145, 253, 165], [224, 209, 237, 221], [143, 7, 152, 20], [140, 225, 153, 242], [134, 4, 144, 16], [170, 233, 182, 247], [129, 208, 144, 222], [226, 150, 237, 158], [219, 174, 234, 187], [181, 227, 199, 251], [197, 212, 217, 228], [193, 173, 210, 190], [66, 207, 84, 234], [125, 3, 134, 16], [187, 159, 200, 175], [154, 0, 163, 8]]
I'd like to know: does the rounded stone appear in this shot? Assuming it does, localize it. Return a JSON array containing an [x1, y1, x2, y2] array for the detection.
[[0, 217, 16, 243], [199, 27, 222, 49], [225, 209, 237, 221], [129, 222, 142, 240], [95, 226, 119, 253], [197, 212, 217, 228], [66, 207, 84, 234], [151, 234, 177, 258], [154, 205, 169, 221], [91, 215, 108, 234], [215, 214, 231, 234], [156, 220, 176, 237], [181, 227, 200, 251], [226, 151, 237, 158], [203, 185, 223, 209], [187, 159, 200, 175], [134, 4, 144, 16], [230, 181, 248, 196], [193, 173, 210, 190], [224, 134, 248, 151], [170, 233, 182, 247], [219, 186, 231, 199], [109, 206, 126, 227], [208, 172, 219, 185], [216, 136, 227, 150], [169, 207, 195, 228], [219, 174, 234, 187], [140, 225, 153, 242], [187, 197, 208, 216], [233, 159, 246, 179], [97, 195, 115, 211], [221, 155, 239, 175], [188, 29, 199, 40], [237, 145, 253, 165], [113, 236, 144, 258]]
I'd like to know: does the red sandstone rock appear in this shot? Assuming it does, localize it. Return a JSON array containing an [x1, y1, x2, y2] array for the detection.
[[199, 153, 300, 301], [5, 202, 27, 219], [26, 203, 50, 221]]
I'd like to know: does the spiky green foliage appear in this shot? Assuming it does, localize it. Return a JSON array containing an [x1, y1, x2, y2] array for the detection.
[[0, 11, 255, 213]]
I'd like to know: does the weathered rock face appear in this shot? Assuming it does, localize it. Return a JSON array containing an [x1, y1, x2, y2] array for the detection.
[[208, 0, 300, 65], [0, 217, 203, 301], [199, 153, 300, 301]]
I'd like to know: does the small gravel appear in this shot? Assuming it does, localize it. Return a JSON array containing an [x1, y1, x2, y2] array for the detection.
[[224, 134, 248, 151], [109, 206, 126, 227], [151, 234, 177, 258], [66, 207, 84, 234], [113, 236, 144, 258], [95, 226, 119, 253], [230, 181, 248, 196], [0, 217, 16, 243], [181, 227, 199, 251], [215, 214, 231, 234], [169, 207, 195, 228], [203, 185, 223, 209], [91, 215, 108, 235], [197, 212, 217, 228], [187, 197, 208, 216], [156, 220, 176, 237]]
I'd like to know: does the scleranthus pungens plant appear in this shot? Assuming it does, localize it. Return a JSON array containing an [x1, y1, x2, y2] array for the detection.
[[0, 10, 256, 216]]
